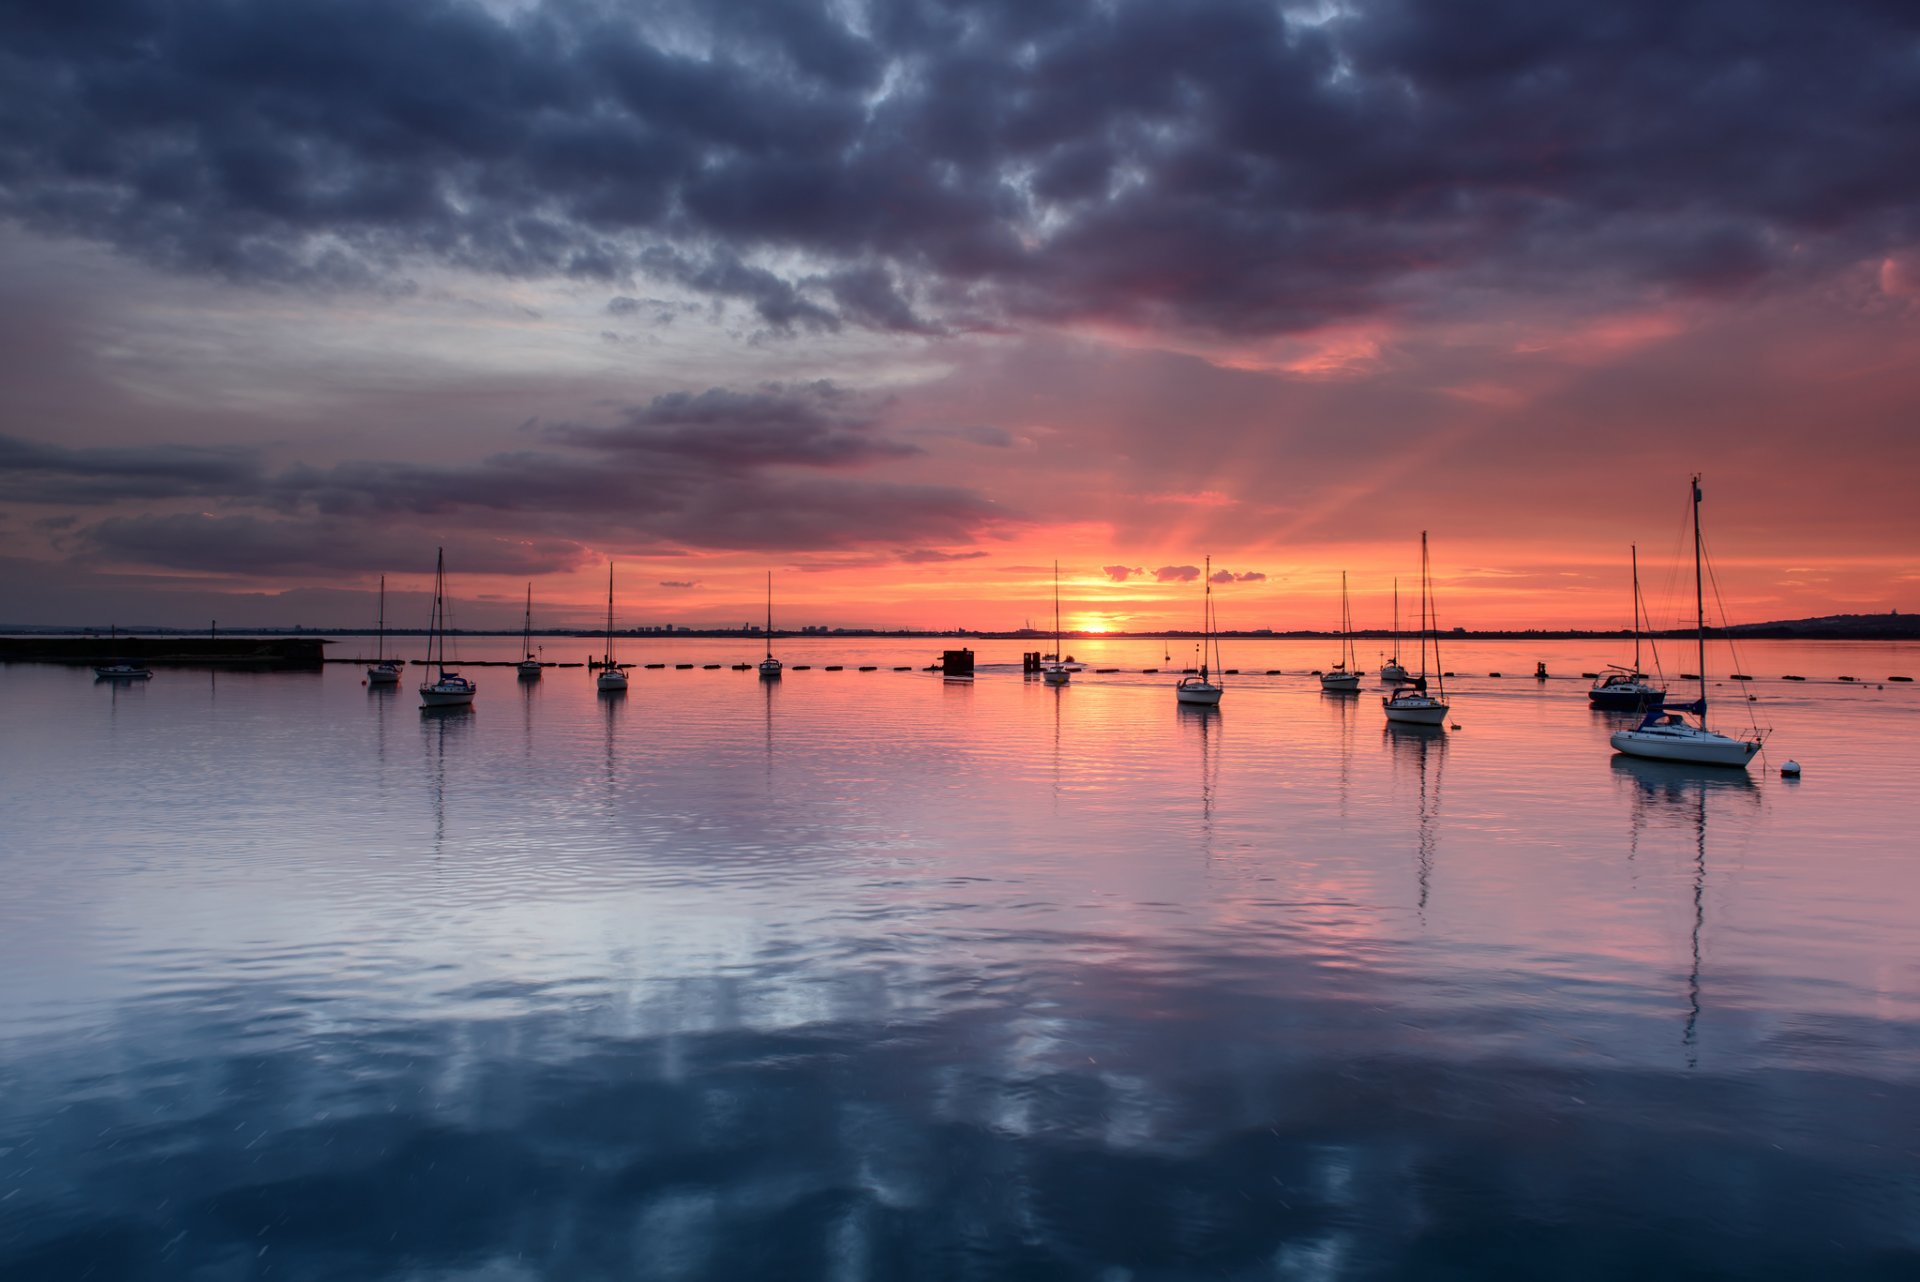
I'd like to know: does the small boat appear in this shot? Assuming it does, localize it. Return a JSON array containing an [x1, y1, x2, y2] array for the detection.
[[366, 575, 402, 685], [516, 582, 542, 679], [1612, 477, 1763, 768], [93, 661, 152, 680], [1589, 546, 1665, 710], [1383, 533, 1448, 726], [1043, 562, 1071, 686], [1379, 578, 1409, 683], [1175, 556, 1223, 706], [596, 561, 628, 692], [1320, 571, 1363, 692], [758, 571, 783, 678], [418, 548, 476, 708]]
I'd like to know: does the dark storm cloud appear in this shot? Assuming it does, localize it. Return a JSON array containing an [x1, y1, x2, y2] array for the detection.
[[74, 513, 586, 577], [0, 433, 263, 504], [3, 0, 1914, 336], [27, 381, 1009, 575], [897, 548, 988, 563]]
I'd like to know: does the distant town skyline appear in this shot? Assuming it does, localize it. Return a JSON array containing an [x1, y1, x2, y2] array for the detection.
[[3, 0, 1916, 631]]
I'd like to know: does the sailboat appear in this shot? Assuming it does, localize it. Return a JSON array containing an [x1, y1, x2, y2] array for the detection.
[[1320, 571, 1363, 691], [1382, 532, 1448, 726], [1589, 545, 1664, 709], [418, 548, 476, 708], [516, 583, 542, 680], [1379, 579, 1409, 683], [1611, 477, 1763, 767], [1175, 556, 1224, 706], [596, 562, 628, 692], [93, 623, 154, 680], [366, 575, 402, 685], [1043, 562, 1071, 686], [758, 572, 783, 678]]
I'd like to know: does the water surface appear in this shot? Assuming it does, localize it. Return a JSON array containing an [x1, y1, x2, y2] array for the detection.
[[3, 640, 1917, 1279]]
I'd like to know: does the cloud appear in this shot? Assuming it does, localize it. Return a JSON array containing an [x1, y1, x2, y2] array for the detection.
[[2, 0, 1913, 337], [0, 435, 264, 505], [658, 580, 698, 589], [1154, 565, 1201, 582], [1212, 570, 1267, 583], [1104, 565, 1145, 582], [897, 549, 989, 564], [74, 513, 588, 578]]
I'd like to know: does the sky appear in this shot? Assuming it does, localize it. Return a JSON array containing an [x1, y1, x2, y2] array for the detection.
[[1, 0, 1917, 634]]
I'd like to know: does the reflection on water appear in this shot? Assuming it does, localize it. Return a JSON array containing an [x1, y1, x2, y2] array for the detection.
[[2, 645, 1918, 1279]]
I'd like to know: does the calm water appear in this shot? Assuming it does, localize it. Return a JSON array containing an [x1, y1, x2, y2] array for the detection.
[[3, 639, 1918, 1280]]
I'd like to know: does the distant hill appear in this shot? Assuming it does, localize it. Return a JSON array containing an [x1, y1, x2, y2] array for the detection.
[[1722, 612, 1920, 640]]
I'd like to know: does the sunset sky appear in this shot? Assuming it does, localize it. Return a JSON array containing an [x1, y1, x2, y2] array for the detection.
[[2, 0, 1917, 633]]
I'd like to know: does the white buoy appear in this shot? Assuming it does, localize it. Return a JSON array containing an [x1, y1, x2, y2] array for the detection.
[[1781, 760, 1801, 777]]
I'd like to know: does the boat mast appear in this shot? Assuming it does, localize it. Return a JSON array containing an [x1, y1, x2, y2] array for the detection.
[[1392, 578, 1400, 663], [1341, 571, 1353, 669], [377, 574, 386, 664], [765, 571, 773, 660], [1201, 555, 1211, 681], [1053, 561, 1061, 659], [523, 582, 533, 660], [1692, 475, 1706, 721], [430, 548, 445, 676], [605, 562, 615, 668], [1631, 544, 1640, 673]]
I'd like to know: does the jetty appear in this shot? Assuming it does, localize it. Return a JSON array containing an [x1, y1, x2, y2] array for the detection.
[[0, 636, 327, 670]]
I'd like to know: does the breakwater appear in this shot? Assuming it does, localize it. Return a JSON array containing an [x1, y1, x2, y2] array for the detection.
[[0, 636, 327, 669]]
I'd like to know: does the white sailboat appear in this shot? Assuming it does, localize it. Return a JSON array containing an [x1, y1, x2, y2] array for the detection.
[[418, 549, 476, 708], [758, 572, 783, 678], [1383, 533, 1448, 726], [1175, 556, 1224, 706], [366, 574, 402, 685], [1588, 545, 1663, 710], [1320, 571, 1362, 691], [516, 583, 542, 680], [1043, 562, 1071, 686], [1611, 477, 1763, 768], [1379, 578, 1409, 684], [596, 562, 628, 692]]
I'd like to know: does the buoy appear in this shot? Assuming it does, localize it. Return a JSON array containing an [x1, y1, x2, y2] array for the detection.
[[1265, 669, 1283, 675], [1488, 672, 1501, 678], [1782, 675, 1804, 681], [1781, 760, 1801, 777], [893, 666, 911, 671], [1449, 723, 1461, 730], [1891, 676, 1913, 682], [859, 665, 877, 671]]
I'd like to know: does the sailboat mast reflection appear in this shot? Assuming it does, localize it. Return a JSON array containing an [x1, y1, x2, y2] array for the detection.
[[1611, 757, 1759, 1068], [1387, 724, 1447, 917]]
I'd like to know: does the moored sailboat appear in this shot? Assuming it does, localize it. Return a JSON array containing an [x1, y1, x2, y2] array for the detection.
[[367, 575, 402, 685], [517, 583, 542, 679], [1379, 579, 1409, 683], [418, 549, 476, 708], [1611, 477, 1763, 768], [1589, 545, 1663, 710], [1320, 571, 1362, 692], [1043, 562, 1071, 686], [596, 562, 628, 692], [758, 571, 783, 678], [1175, 556, 1224, 706], [1383, 533, 1448, 726]]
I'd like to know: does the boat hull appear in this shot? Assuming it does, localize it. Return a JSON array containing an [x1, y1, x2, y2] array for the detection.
[[1042, 666, 1071, 686], [1176, 680, 1222, 706], [1379, 663, 1409, 684], [366, 664, 401, 685], [758, 660, 783, 679], [1320, 672, 1360, 692], [596, 671, 629, 692], [94, 667, 153, 680], [516, 662, 542, 680], [1383, 695, 1447, 725], [1610, 725, 1759, 767], [419, 683, 475, 708]]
